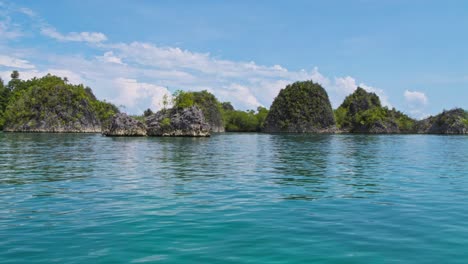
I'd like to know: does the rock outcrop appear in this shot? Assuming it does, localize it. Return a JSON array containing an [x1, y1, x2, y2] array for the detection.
[[263, 81, 336, 133], [192, 91, 225, 132], [146, 106, 210, 137], [103, 113, 147, 136], [3, 86, 102, 133], [175, 90, 225, 132], [416, 108, 468, 134], [2, 75, 119, 133], [335, 87, 416, 133]]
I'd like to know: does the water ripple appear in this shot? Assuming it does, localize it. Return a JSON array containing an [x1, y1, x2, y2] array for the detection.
[[0, 133, 467, 263]]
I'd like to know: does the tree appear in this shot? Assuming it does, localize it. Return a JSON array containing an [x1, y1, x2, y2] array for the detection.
[[0, 78, 9, 122], [162, 93, 170, 110], [7, 71, 22, 91], [10, 70, 19, 80], [222, 102, 234, 111], [173, 90, 194, 109], [144, 108, 154, 117]]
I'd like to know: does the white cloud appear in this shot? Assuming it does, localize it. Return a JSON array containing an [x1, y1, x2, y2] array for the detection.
[[113, 78, 172, 112], [18, 7, 35, 17], [97, 51, 125, 65], [0, 54, 35, 69], [216, 83, 263, 110], [0, 5, 399, 114], [325, 76, 392, 108], [404, 90, 428, 105], [0, 68, 83, 84], [334, 76, 357, 95], [0, 18, 23, 39], [41, 27, 107, 43], [404, 90, 429, 119]]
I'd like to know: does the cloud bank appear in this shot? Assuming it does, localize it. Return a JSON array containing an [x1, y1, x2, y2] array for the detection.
[[0, 3, 398, 116]]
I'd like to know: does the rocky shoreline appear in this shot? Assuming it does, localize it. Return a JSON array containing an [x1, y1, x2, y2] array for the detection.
[[103, 107, 210, 137]]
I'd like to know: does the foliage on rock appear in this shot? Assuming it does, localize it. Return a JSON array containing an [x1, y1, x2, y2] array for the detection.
[[263, 81, 336, 133], [173, 90, 225, 132], [416, 108, 468, 134], [1, 73, 119, 132], [335, 87, 415, 133]]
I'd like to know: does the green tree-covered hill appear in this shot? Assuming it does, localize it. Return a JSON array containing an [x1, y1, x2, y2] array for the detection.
[[1, 73, 119, 132], [335, 87, 415, 133], [263, 81, 336, 133]]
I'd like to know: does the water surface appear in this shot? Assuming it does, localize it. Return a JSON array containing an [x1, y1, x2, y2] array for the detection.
[[0, 133, 467, 263]]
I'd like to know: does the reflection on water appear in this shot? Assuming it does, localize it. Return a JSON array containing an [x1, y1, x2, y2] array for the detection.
[[0, 133, 97, 185], [0, 132, 468, 263]]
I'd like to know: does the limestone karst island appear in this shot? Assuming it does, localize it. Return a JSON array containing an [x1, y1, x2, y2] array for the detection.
[[0, 72, 466, 136], [1, 1, 468, 264]]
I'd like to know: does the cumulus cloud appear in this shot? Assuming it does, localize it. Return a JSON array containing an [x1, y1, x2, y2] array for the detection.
[[0, 68, 83, 84], [325, 76, 392, 108], [0, 5, 397, 114], [0, 54, 35, 69], [404, 90, 429, 119], [41, 27, 107, 43], [97, 51, 125, 65], [404, 90, 428, 105], [113, 78, 172, 112], [216, 83, 263, 110]]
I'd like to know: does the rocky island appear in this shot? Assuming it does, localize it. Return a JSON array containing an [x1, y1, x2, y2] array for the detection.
[[334, 87, 415, 133], [416, 108, 468, 134], [263, 81, 336, 133], [0, 72, 466, 135], [146, 106, 210, 137], [103, 113, 147, 136], [0, 73, 118, 133]]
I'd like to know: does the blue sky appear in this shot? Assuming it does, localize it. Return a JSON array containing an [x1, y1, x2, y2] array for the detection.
[[1, 0, 467, 117]]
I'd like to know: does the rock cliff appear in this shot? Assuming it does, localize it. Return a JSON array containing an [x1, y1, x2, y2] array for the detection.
[[146, 106, 210, 137], [103, 113, 147, 136], [416, 108, 468, 134], [2, 74, 118, 133]]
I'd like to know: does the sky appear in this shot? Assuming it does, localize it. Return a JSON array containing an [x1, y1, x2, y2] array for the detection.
[[0, 0, 467, 118]]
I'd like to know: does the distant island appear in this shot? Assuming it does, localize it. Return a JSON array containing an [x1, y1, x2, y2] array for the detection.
[[0, 71, 467, 136]]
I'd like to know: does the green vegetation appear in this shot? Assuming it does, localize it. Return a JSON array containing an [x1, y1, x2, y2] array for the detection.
[[0, 72, 119, 130], [172, 90, 224, 131], [171, 90, 269, 132], [436, 109, 468, 125], [335, 87, 415, 133], [222, 106, 269, 132], [143, 108, 154, 117], [161, 117, 171, 128], [2, 72, 464, 135], [173, 90, 195, 109], [264, 81, 335, 132], [416, 108, 468, 134], [0, 79, 10, 128]]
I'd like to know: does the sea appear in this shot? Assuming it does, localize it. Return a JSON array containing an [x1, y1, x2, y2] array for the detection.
[[0, 133, 467, 263]]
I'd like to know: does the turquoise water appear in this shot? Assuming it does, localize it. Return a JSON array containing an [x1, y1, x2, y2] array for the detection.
[[0, 133, 467, 263]]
